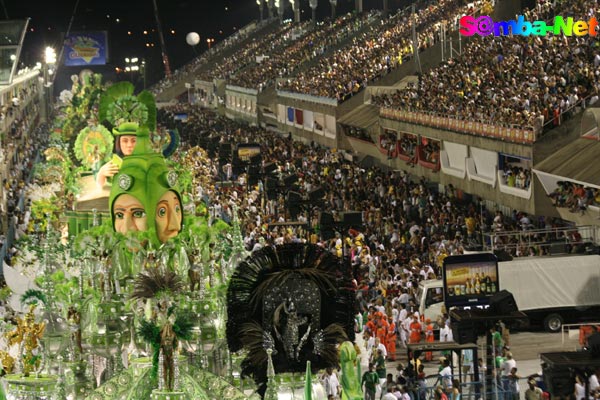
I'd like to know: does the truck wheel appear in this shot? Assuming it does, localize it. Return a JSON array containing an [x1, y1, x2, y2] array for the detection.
[[543, 314, 563, 332]]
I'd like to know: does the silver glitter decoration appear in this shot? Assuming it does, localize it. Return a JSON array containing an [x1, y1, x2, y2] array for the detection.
[[118, 173, 133, 190], [264, 348, 278, 400], [312, 330, 325, 356], [262, 331, 276, 355], [158, 349, 164, 390], [274, 300, 310, 361], [208, 261, 215, 288], [262, 275, 321, 333], [173, 350, 180, 391], [167, 170, 178, 187]]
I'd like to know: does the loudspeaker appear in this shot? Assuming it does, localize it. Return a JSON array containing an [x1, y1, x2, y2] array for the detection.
[[451, 321, 478, 344], [341, 211, 363, 230], [265, 177, 279, 200], [549, 241, 568, 255], [219, 143, 232, 153], [489, 290, 518, 315], [493, 249, 513, 261], [287, 191, 303, 220], [283, 174, 298, 187], [542, 368, 573, 397], [263, 162, 277, 174], [309, 187, 325, 201], [319, 212, 336, 241]]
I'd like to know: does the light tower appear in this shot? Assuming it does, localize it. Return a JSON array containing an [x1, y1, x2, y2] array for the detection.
[[309, 0, 318, 23], [355, 0, 363, 13], [257, 0, 264, 22], [292, 0, 300, 23], [268, 0, 275, 18], [329, 0, 337, 19]]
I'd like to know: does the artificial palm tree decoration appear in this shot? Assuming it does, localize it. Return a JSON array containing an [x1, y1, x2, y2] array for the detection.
[[131, 268, 193, 391]]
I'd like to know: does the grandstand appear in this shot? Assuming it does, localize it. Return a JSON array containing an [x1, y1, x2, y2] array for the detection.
[[154, 0, 600, 228]]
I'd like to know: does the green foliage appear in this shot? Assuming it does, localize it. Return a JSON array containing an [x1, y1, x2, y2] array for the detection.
[[97, 82, 156, 129], [0, 286, 12, 302], [53, 275, 81, 311], [173, 315, 194, 341], [138, 319, 161, 346], [170, 160, 193, 196], [20, 289, 47, 307], [58, 73, 104, 138], [135, 90, 157, 131], [30, 198, 61, 231], [106, 96, 148, 128], [71, 219, 124, 256]]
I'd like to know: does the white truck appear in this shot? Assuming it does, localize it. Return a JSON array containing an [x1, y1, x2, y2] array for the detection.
[[417, 254, 600, 332]]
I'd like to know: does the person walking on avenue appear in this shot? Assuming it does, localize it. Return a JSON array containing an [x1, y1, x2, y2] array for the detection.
[[321, 367, 341, 400], [424, 318, 435, 361], [409, 314, 422, 344], [362, 363, 380, 400]]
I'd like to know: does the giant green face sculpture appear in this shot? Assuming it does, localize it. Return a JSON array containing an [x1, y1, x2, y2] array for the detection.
[[109, 127, 182, 245]]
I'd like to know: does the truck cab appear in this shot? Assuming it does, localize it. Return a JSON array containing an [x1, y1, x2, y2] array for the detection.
[[417, 279, 445, 326]]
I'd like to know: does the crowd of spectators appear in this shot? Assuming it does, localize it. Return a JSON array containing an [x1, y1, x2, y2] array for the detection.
[[380, 130, 397, 155], [159, 106, 581, 299], [549, 181, 600, 215], [150, 19, 271, 96], [344, 125, 374, 142], [398, 134, 417, 159], [420, 140, 440, 165], [152, 105, 600, 398], [277, 0, 477, 101], [0, 124, 48, 265], [501, 164, 532, 190], [229, 12, 377, 91], [372, 0, 600, 133], [196, 21, 309, 83]]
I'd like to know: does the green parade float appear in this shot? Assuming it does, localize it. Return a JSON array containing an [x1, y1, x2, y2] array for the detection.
[[0, 77, 365, 399]]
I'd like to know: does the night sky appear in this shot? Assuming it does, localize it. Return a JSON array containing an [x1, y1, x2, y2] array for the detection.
[[6, 0, 407, 90]]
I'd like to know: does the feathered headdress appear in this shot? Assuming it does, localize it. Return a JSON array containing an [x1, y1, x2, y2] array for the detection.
[[226, 243, 355, 394], [98, 82, 156, 131], [131, 268, 184, 301]]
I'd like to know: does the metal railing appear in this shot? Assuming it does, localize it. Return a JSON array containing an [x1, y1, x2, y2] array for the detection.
[[561, 322, 600, 347], [484, 225, 599, 254], [408, 374, 516, 400], [380, 108, 538, 144]]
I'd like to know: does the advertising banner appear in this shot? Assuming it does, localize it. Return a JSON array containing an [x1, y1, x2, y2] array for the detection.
[[443, 254, 499, 308], [237, 143, 261, 162], [64, 32, 108, 66]]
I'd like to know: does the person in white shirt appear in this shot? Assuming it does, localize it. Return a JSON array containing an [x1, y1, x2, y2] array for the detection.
[[589, 368, 599, 393], [439, 319, 453, 342], [401, 312, 412, 348], [501, 352, 517, 377], [374, 337, 387, 359], [439, 359, 453, 392], [365, 332, 376, 359], [501, 352, 517, 397], [381, 388, 397, 400], [397, 304, 408, 348], [321, 367, 340, 400], [574, 375, 586, 400]]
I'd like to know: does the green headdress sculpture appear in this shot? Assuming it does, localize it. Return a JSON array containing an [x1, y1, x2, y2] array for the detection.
[[109, 125, 183, 246], [98, 82, 157, 131]]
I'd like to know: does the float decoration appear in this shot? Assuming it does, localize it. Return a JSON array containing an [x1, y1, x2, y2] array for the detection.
[[74, 125, 114, 170], [98, 82, 156, 131], [226, 243, 355, 395]]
